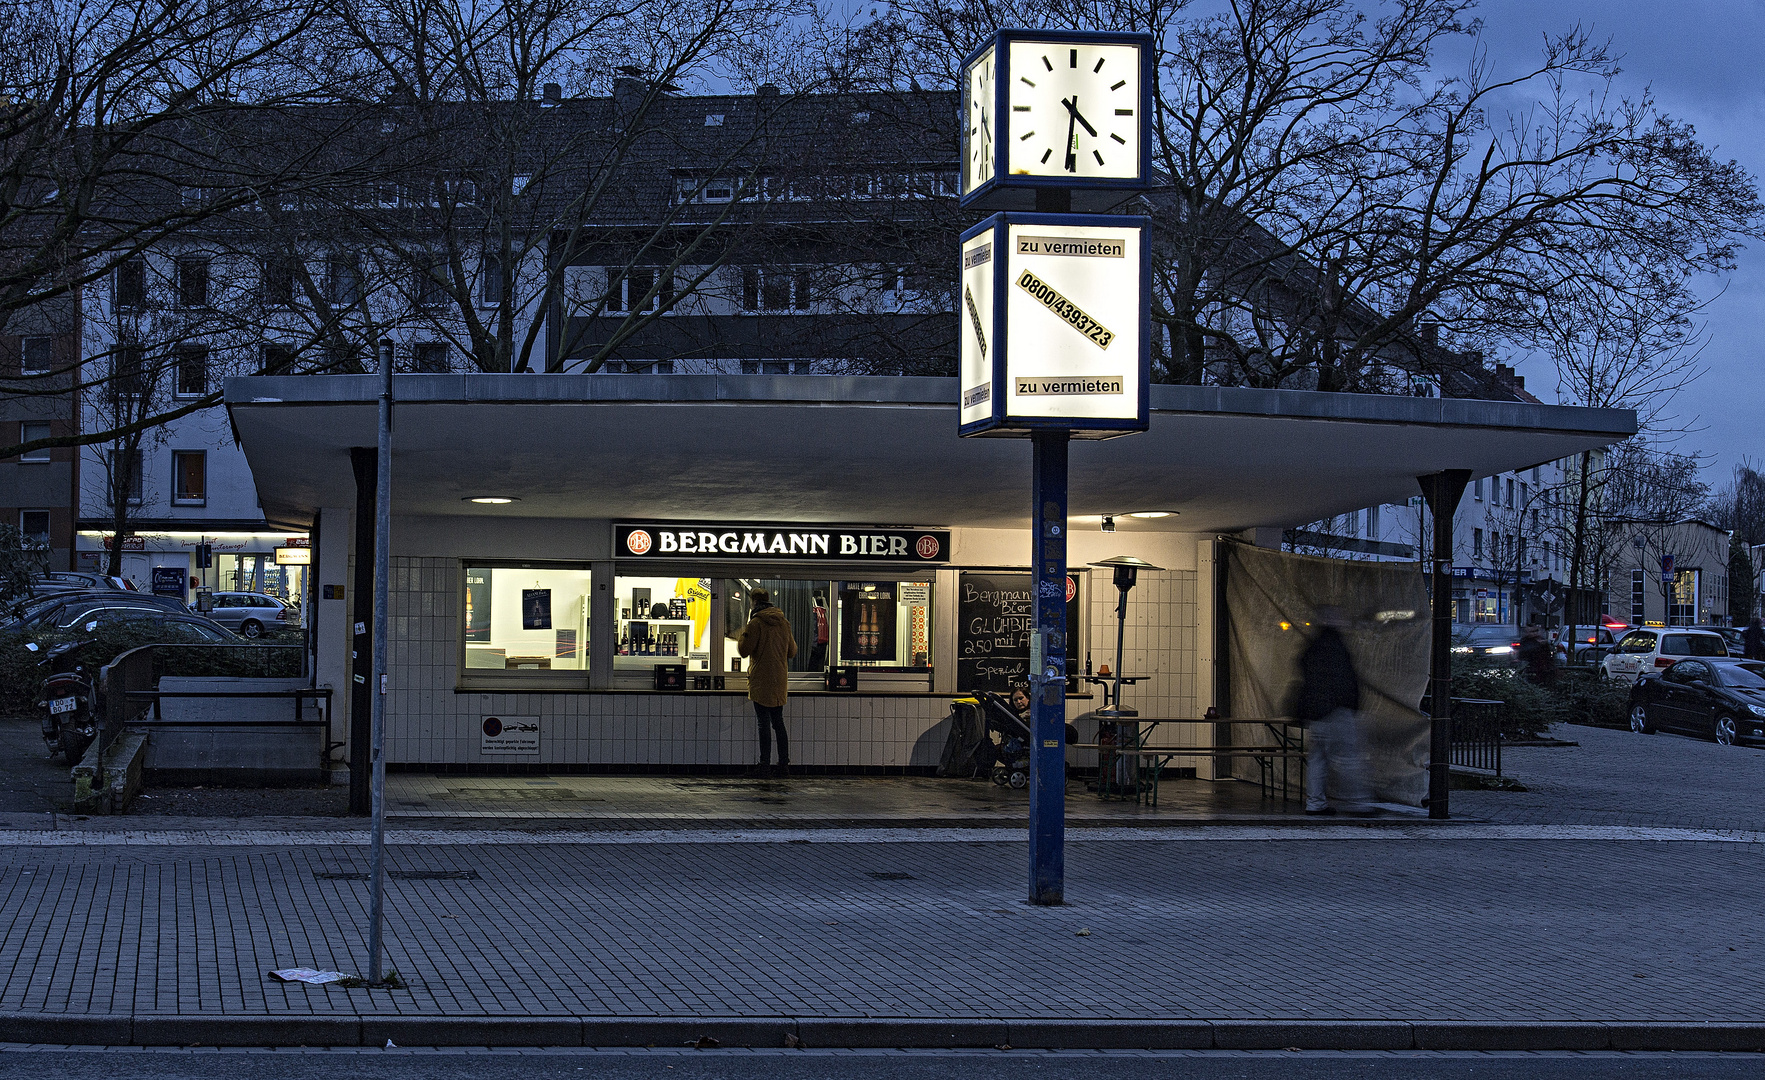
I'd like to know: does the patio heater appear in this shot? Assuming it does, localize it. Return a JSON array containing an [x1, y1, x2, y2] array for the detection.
[[1089, 556, 1164, 718]]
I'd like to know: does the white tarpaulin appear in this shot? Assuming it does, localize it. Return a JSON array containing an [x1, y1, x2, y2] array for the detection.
[[1225, 542, 1432, 806]]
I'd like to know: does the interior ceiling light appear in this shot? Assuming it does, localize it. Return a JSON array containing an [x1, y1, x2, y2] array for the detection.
[[1126, 511, 1176, 519], [465, 496, 517, 504]]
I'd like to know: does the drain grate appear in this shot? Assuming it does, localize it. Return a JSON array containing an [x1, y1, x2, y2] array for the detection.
[[867, 872, 915, 881], [315, 870, 481, 881]]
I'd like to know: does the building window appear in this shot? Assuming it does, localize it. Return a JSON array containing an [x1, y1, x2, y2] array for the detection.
[[111, 344, 150, 400], [262, 255, 298, 306], [1472, 477, 1483, 502], [172, 451, 206, 505], [1505, 477, 1515, 508], [741, 360, 811, 375], [463, 564, 593, 680], [107, 449, 143, 506], [116, 259, 146, 310], [1366, 504, 1380, 538], [1669, 569, 1699, 626], [174, 345, 208, 397], [1472, 528, 1483, 558], [740, 266, 814, 312], [176, 256, 209, 308], [19, 421, 50, 462], [605, 267, 674, 314], [479, 254, 504, 306], [414, 255, 449, 308], [1342, 509, 1359, 537], [329, 253, 363, 305], [21, 336, 52, 374], [261, 343, 296, 374], [413, 344, 449, 373], [19, 510, 49, 548]]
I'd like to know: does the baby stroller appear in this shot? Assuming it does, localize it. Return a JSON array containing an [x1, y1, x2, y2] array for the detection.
[[936, 689, 1034, 789]]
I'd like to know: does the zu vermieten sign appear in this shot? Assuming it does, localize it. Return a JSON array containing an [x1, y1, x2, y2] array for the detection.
[[959, 213, 1149, 438]]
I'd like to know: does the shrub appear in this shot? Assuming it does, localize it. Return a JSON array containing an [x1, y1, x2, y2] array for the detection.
[[1448, 658, 1631, 736]]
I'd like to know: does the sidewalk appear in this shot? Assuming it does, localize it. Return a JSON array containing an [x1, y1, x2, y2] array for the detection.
[[0, 722, 1759, 1051]]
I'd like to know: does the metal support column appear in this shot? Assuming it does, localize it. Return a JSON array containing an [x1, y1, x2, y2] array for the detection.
[[347, 447, 376, 815], [1028, 430, 1069, 905], [1418, 469, 1470, 820]]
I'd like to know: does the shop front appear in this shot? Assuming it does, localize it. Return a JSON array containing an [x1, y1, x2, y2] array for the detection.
[[223, 373, 1635, 775]]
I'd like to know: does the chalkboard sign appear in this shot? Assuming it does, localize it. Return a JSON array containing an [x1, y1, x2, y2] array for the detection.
[[956, 571, 1080, 693]]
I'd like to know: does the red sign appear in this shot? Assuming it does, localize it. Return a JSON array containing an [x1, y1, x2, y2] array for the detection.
[[626, 529, 653, 555], [100, 534, 146, 551], [916, 534, 941, 559], [1066, 576, 1077, 603]]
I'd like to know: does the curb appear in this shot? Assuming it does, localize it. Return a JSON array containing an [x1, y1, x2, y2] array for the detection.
[[1, 1015, 1761, 1051]]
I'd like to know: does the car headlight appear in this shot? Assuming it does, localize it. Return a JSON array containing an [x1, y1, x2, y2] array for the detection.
[[1487, 646, 1512, 655], [1747, 705, 1765, 719]]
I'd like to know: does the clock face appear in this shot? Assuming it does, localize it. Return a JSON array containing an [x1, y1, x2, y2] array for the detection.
[[1005, 39, 1142, 180], [963, 46, 996, 194]]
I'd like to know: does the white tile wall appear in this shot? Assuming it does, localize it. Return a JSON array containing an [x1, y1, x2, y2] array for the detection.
[[1079, 569, 1202, 747]]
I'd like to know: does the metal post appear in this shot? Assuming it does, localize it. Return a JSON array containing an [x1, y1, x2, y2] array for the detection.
[[368, 339, 393, 982], [347, 449, 376, 814], [1028, 430, 1068, 905], [1418, 470, 1469, 820]]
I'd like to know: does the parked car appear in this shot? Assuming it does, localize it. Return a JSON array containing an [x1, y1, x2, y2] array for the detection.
[[29, 571, 134, 596], [63, 607, 241, 643], [1602, 628, 1730, 681], [1690, 625, 1746, 654], [1626, 658, 1765, 746], [1553, 624, 1621, 666], [29, 593, 191, 631], [1452, 624, 1521, 663], [204, 592, 300, 638]]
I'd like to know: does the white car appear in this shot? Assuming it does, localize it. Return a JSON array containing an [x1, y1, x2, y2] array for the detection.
[[1602, 628, 1730, 681]]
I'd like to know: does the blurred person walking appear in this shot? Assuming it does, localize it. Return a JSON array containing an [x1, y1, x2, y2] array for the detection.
[[1294, 606, 1371, 816], [1743, 616, 1765, 661]]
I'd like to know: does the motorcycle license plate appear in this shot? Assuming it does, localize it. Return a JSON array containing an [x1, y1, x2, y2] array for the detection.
[[48, 697, 78, 715]]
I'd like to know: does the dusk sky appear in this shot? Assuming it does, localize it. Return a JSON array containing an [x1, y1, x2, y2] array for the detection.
[[1437, 0, 1764, 482]]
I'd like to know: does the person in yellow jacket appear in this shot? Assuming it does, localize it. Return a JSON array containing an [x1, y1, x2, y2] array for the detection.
[[738, 587, 798, 776]]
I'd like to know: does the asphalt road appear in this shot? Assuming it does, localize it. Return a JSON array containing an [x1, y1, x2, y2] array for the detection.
[[0, 1050, 1758, 1079]]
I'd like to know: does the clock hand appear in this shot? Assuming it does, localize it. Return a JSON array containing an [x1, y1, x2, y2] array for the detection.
[[1062, 95, 1098, 138], [1063, 103, 1077, 172], [982, 110, 991, 145]]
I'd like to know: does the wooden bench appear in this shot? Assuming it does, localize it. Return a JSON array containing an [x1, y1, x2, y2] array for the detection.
[[1069, 743, 1306, 803]]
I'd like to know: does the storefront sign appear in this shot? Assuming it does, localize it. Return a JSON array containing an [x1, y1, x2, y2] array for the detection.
[[615, 524, 950, 563], [959, 213, 1150, 437], [480, 715, 539, 755], [150, 567, 186, 597], [274, 546, 310, 565]]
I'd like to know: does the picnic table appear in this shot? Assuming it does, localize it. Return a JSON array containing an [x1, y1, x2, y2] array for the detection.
[[1070, 693, 1305, 806]]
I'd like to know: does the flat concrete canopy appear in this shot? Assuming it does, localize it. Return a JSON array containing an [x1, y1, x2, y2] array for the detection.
[[225, 374, 1635, 534]]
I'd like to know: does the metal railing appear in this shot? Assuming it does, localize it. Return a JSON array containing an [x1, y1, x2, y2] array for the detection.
[[1448, 697, 1504, 776], [95, 644, 314, 783]]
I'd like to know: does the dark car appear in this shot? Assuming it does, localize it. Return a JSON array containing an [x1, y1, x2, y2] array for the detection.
[[1452, 624, 1520, 663], [1626, 658, 1765, 746], [28, 593, 191, 631], [29, 572, 134, 596], [63, 608, 242, 643], [1690, 625, 1746, 654]]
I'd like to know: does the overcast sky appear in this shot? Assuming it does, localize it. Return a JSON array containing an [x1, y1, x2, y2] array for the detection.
[[1443, 0, 1764, 483]]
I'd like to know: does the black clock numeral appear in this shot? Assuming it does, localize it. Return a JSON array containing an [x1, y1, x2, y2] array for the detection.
[[1020, 130, 1035, 140], [1042, 55, 1052, 71], [1021, 76, 1036, 87], [1111, 133, 1125, 144], [1115, 108, 1134, 115], [1093, 150, 1105, 165], [1111, 79, 1126, 90], [1012, 105, 1031, 112], [1069, 49, 1077, 68], [1041, 149, 1052, 164], [1093, 57, 1105, 73]]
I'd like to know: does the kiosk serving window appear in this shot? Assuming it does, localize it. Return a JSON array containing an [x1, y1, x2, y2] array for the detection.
[[463, 565, 592, 676], [614, 575, 713, 672]]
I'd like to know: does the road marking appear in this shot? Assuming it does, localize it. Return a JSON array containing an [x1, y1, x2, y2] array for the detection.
[[0, 824, 1757, 846]]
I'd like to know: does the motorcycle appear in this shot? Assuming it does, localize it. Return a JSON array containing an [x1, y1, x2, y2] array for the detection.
[[31, 640, 98, 763]]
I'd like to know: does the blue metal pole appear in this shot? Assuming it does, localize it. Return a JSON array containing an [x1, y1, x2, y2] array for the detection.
[[1028, 430, 1068, 905]]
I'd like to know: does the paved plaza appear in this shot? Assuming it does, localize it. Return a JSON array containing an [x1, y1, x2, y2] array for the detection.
[[0, 718, 1757, 1048]]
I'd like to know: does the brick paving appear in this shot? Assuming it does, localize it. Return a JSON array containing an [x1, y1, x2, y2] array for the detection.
[[0, 833, 1758, 1023]]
